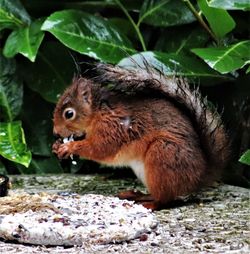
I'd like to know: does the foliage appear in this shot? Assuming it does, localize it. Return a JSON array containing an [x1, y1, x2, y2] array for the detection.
[[0, 0, 249, 181], [239, 150, 250, 166], [0, 121, 31, 167], [192, 40, 250, 73]]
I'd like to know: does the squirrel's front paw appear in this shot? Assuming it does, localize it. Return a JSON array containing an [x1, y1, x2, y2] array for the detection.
[[52, 140, 61, 154], [53, 142, 74, 159]]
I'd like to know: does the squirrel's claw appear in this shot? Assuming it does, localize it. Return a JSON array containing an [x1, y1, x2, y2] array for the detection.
[[117, 190, 160, 210], [52, 140, 61, 154], [53, 142, 73, 159], [58, 143, 72, 159]]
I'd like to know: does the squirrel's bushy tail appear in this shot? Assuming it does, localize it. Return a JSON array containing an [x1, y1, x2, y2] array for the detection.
[[95, 63, 230, 175]]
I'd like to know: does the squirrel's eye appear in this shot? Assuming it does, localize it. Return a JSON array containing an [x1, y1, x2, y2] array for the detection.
[[63, 108, 76, 120]]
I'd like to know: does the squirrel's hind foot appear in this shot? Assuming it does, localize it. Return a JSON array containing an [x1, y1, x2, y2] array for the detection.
[[117, 190, 160, 210]]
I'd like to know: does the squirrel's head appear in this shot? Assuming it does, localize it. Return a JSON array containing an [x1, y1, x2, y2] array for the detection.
[[53, 77, 94, 140]]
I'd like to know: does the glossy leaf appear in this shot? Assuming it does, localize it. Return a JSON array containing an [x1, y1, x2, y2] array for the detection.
[[155, 26, 209, 54], [246, 66, 250, 74], [239, 150, 250, 166], [20, 0, 142, 15], [0, 0, 30, 30], [3, 18, 45, 62], [41, 10, 136, 64], [192, 40, 250, 74], [138, 0, 195, 27], [0, 121, 31, 167], [198, 0, 235, 38], [108, 18, 137, 41], [207, 0, 250, 11], [19, 42, 75, 103], [118, 51, 227, 83], [0, 54, 23, 121]]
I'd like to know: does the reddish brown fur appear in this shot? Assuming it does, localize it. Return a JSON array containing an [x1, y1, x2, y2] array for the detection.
[[53, 71, 229, 209]]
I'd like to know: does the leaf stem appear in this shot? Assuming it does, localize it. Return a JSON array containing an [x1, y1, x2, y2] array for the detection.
[[182, 0, 218, 43], [114, 0, 147, 51]]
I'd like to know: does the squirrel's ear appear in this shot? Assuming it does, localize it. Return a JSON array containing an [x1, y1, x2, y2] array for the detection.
[[77, 80, 92, 105], [82, 88, 91, 104]]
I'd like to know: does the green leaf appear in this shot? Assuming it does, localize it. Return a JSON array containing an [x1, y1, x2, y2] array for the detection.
[[0, 53, 23, 121], [118, 51, 228, 83], [0, 0, 30, 30], [3, 18, 45, 62], [108, 18, 137, 41], [197, 0, 235, 38], [138, 0, 195, 27], [192, 40, 250, 74], [207, 0, 250, 11], [246, 65, 250, 74], [239, 150, 250, 166], [18, 0, 129, 16], [0, 121, 31, 168], [155, 26, 209, 54], [19, 42, 75, 103], [41, 10, 136, 64]]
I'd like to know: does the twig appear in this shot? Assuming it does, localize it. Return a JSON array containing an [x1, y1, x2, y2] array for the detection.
[[114, 0, 147, 51], [183, 0, 218, 43]]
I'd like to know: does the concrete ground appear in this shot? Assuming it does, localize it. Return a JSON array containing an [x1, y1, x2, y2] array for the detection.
[[0, 174, 249, 253]]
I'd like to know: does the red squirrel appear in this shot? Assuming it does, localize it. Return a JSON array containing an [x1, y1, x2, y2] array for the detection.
[[52, 63, 230, 209]]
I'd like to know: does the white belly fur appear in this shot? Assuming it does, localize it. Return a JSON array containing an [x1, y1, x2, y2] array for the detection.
[[128, 160, 147, 187]]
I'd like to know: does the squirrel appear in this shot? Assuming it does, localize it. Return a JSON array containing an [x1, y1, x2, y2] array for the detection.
[[52, 62, 230, 209]]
